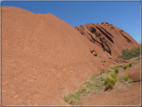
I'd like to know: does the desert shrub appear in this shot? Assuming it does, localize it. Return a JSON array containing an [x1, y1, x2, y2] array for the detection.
[[117, 64, 123, 68], [111, 64, 123, 70], [90, 75, 96, 80], [123, 65, 128, 70], [104, 73, 117, 91], [128, 79, 133, 83], [117, 46, 141, 60], [64, 96, 69, 102], [105, 82, 113, 91], [104, 75, 112, 85], [100, 69, 105, 75], [80, 85, 87, 93], [64, 90, 81, 105], [110, 73, 118, 84], [69, 99, 74, 104], [106, 69, 112, 73], [128, 63, 132, 67], [85, 81, 98, 90], [110, 66, 114, 69], [74, 90, 81, 100], [114, 69, 119, 74], [123, 66, 126, 69], [123, 73, 130, 81], [85, 90, 91, 94], [104, 73, 117, 86]]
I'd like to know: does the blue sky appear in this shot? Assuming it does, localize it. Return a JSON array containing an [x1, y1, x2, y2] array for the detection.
[[1, 1, 141, 43]]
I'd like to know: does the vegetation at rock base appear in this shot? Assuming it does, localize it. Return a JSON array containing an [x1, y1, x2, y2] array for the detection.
[[117, 44, 141, 60], [64, 58, 139, 105]]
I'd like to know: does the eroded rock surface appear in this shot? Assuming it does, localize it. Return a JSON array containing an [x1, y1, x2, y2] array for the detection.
[[75, 22, 139, 58]]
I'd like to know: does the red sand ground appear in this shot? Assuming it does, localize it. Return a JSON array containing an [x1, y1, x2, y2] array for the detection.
[[1, 7, 140, 106]]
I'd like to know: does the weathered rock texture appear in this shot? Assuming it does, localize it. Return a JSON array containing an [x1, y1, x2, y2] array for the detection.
[[75, 22, 139, 58], [2, 7, 139, 105]]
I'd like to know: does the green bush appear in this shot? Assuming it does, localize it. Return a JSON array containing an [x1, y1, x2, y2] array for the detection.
[[114, 69, 119, 74], [104, 73, 117, 91], [64, 90, 81, 105], [81, 85, 87, 93], [104, 73, 117, 86], [106, 69, 112, 73], [90, 75, 97, 80], [110, 66, 114, 69], [105, 83, 113, 91], [110, 73, 118, 84], [100, 70, 105, 75], [69, 99, 75, 104], [128, 80, 133, 83], [117, 46, 141, 60], [123, 73, 130, 81], [64, 96, 69, 102], [123, 65, 128, 70], [128, 63, 132, 67]]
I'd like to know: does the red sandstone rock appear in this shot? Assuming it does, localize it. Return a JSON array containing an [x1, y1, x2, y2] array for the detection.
[[2, 7, 139, 105], [2, 6, 112, 105], [75, 22, 140, 58]]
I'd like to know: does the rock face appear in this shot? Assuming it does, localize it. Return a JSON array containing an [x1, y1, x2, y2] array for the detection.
[[75, 22, 139, 58], [2, 7, 139, 105]]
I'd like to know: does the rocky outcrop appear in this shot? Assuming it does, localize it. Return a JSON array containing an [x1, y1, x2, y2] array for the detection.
[[2, 7, 121, 105], [75, 22, 139, 58], [2, 7, 139, 105]]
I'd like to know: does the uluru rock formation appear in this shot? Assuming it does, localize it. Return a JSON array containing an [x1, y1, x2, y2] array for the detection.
[[75, 22, 139, 58], [2, 7, 139, 105]]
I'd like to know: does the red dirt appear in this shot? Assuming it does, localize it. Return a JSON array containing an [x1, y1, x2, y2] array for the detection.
[[1, 7, 140, 105], [79, 63, 141, 105]]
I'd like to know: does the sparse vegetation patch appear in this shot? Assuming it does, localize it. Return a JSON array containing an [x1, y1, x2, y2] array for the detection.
[[64, 90, 81, 105], [100, 70, 105, 75], [64, 59, 138, 105], [123, 73, 130, 81], [106, 69, 112, 73]]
